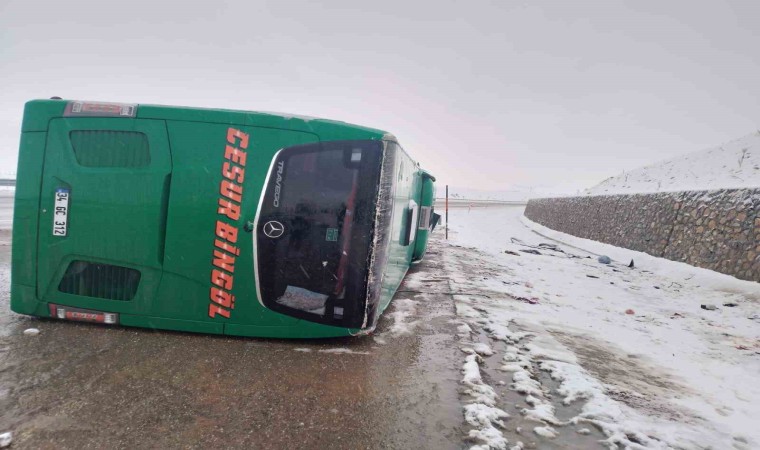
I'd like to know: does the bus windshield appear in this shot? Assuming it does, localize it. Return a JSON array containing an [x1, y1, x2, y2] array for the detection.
[[256, 140, 384, 328]]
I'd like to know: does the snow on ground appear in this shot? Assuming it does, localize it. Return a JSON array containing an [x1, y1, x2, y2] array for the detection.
[[387, 298, 420, 335], [445, 205, 759, 449], [317, 348, 371, 355], [586, 131, 760, 195]]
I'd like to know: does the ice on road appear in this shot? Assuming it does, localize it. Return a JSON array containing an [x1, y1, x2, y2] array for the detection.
[[444, 205, 759, 449]]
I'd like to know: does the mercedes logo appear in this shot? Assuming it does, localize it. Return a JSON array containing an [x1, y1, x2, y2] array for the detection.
[[262, 220, 285, 239]]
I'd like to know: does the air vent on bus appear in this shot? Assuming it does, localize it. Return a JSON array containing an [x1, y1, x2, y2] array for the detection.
[[58, 261, 141, 301], [69, 130, 150, 167]]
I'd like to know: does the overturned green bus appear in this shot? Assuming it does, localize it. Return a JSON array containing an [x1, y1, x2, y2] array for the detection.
[[11, 99, 438, 338]]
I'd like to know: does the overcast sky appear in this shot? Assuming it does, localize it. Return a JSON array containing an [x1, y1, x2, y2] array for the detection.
[[1, 0, 758, 193]]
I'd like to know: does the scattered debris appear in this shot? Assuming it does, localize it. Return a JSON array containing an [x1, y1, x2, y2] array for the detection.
[[701, 304, 719, 311], [671, 312, 685, 319], [23, 328, 40, 336], [598, 255, 611, 264], [513, 296, 540, 305], [586, 275, 599, 279], [577, 428, 591, 435], [520, 249, 541, 255], [736, 345, 750, 350], [723, 302, 738, 307], [537, 243, 562, 252], [504, 250, 521, 256], [628, 259, 635, 268], [0, 432, 11, 448], [654, 286, 661, 290], [625, 309, 635, 315]]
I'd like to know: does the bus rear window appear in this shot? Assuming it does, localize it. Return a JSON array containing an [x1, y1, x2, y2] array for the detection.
[[256, 140, 384, 328]]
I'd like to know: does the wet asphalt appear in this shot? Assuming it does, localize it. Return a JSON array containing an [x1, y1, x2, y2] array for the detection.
[[0, 191, 467, 449]]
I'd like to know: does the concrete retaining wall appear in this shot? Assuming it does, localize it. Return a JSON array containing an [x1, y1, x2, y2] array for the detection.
[[524, 189, 760, 282]]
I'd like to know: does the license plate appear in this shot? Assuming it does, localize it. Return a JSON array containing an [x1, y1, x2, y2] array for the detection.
[[53, 188, 70, 236]]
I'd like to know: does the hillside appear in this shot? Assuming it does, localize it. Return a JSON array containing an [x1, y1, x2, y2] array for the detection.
[[585, 131, 760, 195]]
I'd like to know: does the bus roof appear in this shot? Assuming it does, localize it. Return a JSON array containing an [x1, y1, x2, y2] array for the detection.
[[22, 99, 390, 142]]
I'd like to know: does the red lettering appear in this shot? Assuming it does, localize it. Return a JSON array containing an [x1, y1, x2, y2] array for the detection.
[[215, 220, 238, 243], [208, 303, 231, 319], [220, 180, 242, 203], [222, 162, 245, 183], [227, 128, 249, 150], [214, 238, 240, 256], [217, 198, 241, 221], [212, 249, 235, 272], [209, 129, 251, 319], [224, 145, 247, 166], [211, 269, 234, 290], [210, 287, 235, 308]]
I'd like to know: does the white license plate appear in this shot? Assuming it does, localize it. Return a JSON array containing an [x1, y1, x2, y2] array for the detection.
[[53, 188, 70, 236]]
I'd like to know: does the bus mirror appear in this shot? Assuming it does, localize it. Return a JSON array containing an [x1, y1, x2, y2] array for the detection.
[[430, 213, 441, 231]]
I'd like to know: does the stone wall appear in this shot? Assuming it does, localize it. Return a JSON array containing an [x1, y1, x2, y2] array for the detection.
[[524, 189, 760, 282]]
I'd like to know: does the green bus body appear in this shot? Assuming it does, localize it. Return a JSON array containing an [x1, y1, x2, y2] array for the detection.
[[11, 99, 437, 338]]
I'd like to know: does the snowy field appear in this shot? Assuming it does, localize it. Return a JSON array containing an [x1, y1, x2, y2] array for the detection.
[[586, 132, 760, 195], [439, 205, 759, 449]]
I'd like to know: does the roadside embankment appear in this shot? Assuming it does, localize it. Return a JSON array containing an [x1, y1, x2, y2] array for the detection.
[[524, 189, 760, 282]]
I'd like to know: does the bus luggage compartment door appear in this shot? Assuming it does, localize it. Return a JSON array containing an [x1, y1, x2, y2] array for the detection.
[[36, 118, 172, 314]]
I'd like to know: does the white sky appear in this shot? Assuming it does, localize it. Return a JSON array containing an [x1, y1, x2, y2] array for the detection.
[[1, 0, 758, 193]]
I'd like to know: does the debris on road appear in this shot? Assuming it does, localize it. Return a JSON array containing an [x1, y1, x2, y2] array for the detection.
[[625, 309, 635, 315], [598, 255, 611, 264], [628, 259, 635, 268], [537, 243, 562, 252], [701, 304, 719, 311], [23, 328, 39, 336], [520, 249, 541, 255], [723, 302, 738, 307], [512, 295, 540, 304], [504, 250, 521, 256], [586, 274, 599, 279]]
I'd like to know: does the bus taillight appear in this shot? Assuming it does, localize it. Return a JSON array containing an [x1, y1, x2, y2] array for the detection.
[[48, 304, 119, 325]]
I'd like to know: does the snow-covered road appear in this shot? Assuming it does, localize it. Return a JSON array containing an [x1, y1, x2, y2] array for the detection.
[[439, 205, 759, 449]]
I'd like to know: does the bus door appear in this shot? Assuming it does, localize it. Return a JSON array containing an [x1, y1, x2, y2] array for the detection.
[[36, 117, 172, 316]]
